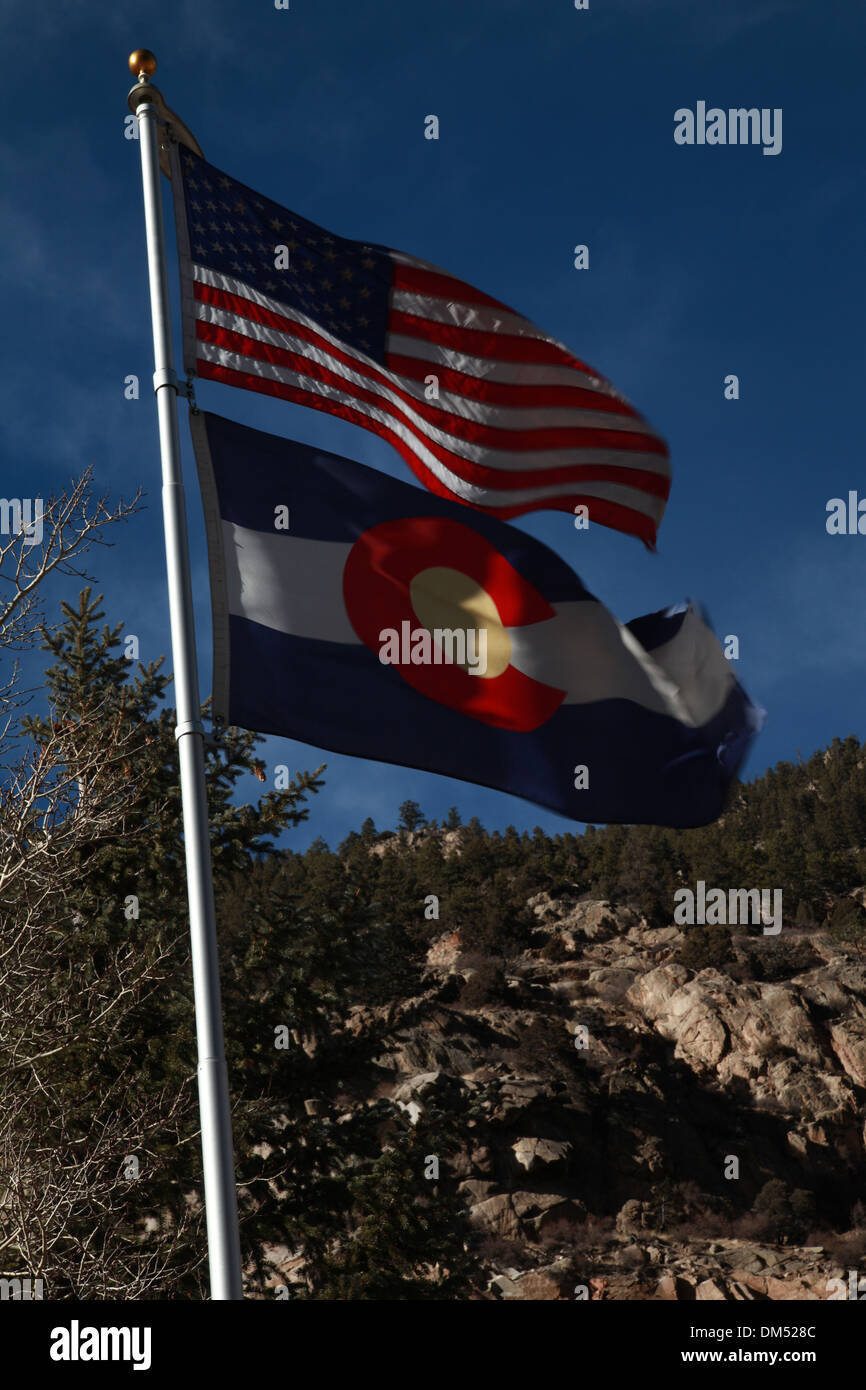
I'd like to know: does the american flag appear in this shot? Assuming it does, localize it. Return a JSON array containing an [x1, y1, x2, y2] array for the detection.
[[173, 149, 671, 546]]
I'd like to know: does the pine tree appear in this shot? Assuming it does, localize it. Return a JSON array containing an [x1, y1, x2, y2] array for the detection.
[[398, 799, 426, 834], [299, 1103, 480, 1300]]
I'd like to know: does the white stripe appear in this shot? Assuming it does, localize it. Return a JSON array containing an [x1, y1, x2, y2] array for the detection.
[[386, 331, 626, 397], [391, 289, 558, 343], [197, 298, 650, 439], [507, 606, 687, 717], [643, 607, 735, 726], [197, 340, 667, 514], [221, 525, 726, 721], [223, 523, 358, 643]]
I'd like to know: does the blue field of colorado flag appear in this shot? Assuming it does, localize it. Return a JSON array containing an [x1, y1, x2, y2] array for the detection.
[[191, 412, 761, 827]]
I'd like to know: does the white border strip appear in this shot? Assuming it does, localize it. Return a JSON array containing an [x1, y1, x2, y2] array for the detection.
[[189, 411, 232, 722], [169, 141, 201, 382]]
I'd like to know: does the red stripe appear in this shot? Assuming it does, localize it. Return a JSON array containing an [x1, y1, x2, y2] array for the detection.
[[194, 352, 669, 511], [391, 260, 513, 312], [196, 317, 668, 470], [389, 307, 587, 368]]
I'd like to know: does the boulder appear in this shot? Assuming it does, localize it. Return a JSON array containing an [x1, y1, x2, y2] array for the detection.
[[489, 1273, 521, 1298], [729, 1270, 768, 1294], [392, 1070, 443, 1123], [829, 1017, 866, 1088], [515, 1261, 574, 1300], [695, 1278, 729, 1300], [425, 932, 461, 972], [765, 1275, 820, 1300], [468, 1193, 519, 1239], [625, 965, 691, 1021], [657, 1274, 696, 1300], [457, 1179, 496, 1203], [563, 900, 634, 941], [511, 1137, 571, 1172], [765, 1059, 856, 1125], [587, 967, 637, 1000], [735, 985, 824, 1067], [510, 1191, 585, 1235], [616, 1199, 648, 1234]]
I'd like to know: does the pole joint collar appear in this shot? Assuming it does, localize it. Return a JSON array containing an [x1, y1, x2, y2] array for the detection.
[[153, 367, 179, 394], [175, 719, 205, 742], [153, 370, 196, 403]]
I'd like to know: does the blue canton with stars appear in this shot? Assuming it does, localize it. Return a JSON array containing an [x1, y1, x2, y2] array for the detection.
[[180, 150, 393, 365]]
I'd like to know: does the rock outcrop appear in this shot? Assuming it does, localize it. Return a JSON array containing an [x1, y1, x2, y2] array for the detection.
[[269, 891, 866, 1298]]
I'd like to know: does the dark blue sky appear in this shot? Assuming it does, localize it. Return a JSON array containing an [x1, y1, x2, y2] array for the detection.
[[2, 0, 864, 849]]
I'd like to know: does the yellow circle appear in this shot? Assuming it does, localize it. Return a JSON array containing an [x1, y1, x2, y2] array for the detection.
[[409, 566, 511, 678]]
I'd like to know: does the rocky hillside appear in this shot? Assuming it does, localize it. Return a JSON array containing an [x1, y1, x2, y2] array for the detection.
[[266, 881, 866, 1300]]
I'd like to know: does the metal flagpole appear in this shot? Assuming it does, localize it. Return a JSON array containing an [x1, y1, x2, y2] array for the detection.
[[126, 49, 243, 1301]]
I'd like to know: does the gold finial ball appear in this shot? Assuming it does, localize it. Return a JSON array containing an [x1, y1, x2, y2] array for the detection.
[[128, 49, 157, 79]]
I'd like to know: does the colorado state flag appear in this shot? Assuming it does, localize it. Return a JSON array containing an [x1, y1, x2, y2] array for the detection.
[[191, 412, 761, 827]]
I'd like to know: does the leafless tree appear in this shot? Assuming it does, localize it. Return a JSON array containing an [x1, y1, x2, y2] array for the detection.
[[0, 473, 203, 1298]]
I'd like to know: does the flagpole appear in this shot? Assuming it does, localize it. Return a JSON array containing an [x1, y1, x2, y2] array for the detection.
[[126, 49, 243, 1301]]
